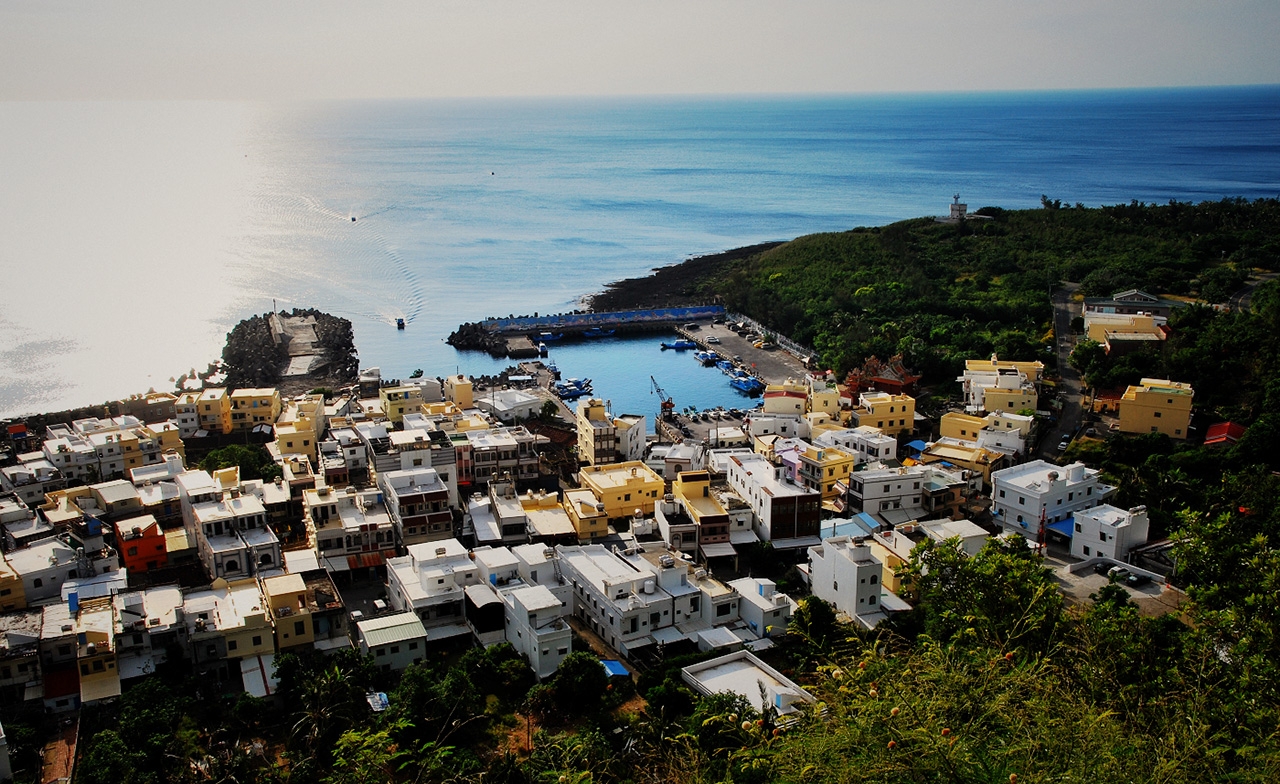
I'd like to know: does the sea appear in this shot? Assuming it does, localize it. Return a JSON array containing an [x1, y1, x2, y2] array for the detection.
[[2, 86, 1279, 421]]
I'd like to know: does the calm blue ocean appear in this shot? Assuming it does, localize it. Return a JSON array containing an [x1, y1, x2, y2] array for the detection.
[[2, 86, 1278, 417]]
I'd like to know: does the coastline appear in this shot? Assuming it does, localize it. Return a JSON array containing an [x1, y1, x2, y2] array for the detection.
[[584, 241, 783, 312]]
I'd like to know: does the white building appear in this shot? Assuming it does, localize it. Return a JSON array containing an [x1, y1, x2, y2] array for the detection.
[[726, 577, 794, 638], [723, 453, 822, 549], [501, 585, 571, 680], [806, 536, 886, 628], [918, 518, 989, 557], [814, 426, 897, 465], [990, 460, 1113, 539], [847, 465, 928, 524], [476, 388, 544, 423], [1071, 504, 1150, 561], [7, 537, 120, 605], [356, 612, 429, 671], [190, 490, 281, 580], [385, 539, 478, 643]]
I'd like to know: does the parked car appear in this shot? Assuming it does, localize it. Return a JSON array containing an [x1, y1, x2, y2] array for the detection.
[[1125, 573, 1152, 588], [1093, 561, 1113, 576], [1107, 566, 1130, 582], [1057, 436, 1071, 452], [706, 336, 721, 344]]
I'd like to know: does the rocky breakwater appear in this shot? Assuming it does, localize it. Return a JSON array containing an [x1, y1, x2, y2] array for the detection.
[[447, 321, 508, 357]]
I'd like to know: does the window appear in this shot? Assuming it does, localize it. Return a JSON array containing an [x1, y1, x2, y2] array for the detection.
[[716, 603, 732, 617], [409, 642, 418, 650], [868, 594, 877, 606], [1018, 496, 1025, 505], [390, 646, 400, 654], [127, 546, 138, 556], [376, 648, 386, 657], [1154, 411, 1162, 418], [33, 578, 42, 588], [252, 635, 263, 646], [1075, 522, 1082, 533], [1099, 532, 1107, 542], [228, 639, 238, 651], [870, 573, 878, 584], [294, 621, 305, 636], [999, 490, 1005, 498], [1082, 546, 1090, 556]]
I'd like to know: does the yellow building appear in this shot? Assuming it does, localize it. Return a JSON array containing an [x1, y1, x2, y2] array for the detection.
[[0, 554, 25, 611], [762, 379, 809, 415], [915, 442, 1008, 489], [576, 398, 615, 466], [444, 374, 474, 409], [671, 471, 731, 524], [261, 573, 315, 651], [1119, 378, 1193, 439], [850, 391, 916, 437], [806, 376, 842, 418], [230, 388, 283, 433], [563, 488, 610, 542], [276, 394, 326, 464], [796, 443, 855, 501], [76, 597, 122, 704], [578, 461, 665, 520], [197, 388, 233, 435], [379, 385, 425, 425], [964, 357, 1044, 384], [119, 422, 186, 472]]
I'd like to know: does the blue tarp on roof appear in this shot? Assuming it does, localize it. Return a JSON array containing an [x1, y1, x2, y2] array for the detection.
[[906, 440, 929, 452], [601, 660, 629, 678], [1047, 519, 1075, 538]]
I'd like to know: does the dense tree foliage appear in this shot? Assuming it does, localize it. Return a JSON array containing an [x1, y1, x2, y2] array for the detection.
[[715, 198, 1280, 384], [199, 443, 283, 481]]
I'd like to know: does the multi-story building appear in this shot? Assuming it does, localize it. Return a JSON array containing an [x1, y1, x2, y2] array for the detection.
[[794, 443, 855, 502], [849, 391, 915, 438], [7, 537, 120, 605], [230, 388, 282, 433], [0, 457, 65, 507], [276, 393, 326, 465], [578, 461, 665, 522], [304, 485, 396, 574], [385, 539, 479, 639], [0, 555, 26, 612], [724, 453, 821, 549], [807, 537, 888, 628], [727, 576, 794, 638], [959, 357, 1041, 415], [174, 392, 202, 438], [939, 411, 1033, 455], [1070, 504, 1150, 561], [182, 578, 274, 678], [813, 426, 897, 466], [443, 374, 474, 408], [197, 388, 233, 435], [112, 586, 184, 684], [846, 465, 928, 523], [562, 489, 610, 543], [0, 609, 41, 701], [670, 471, 732, 562], [190, 486, 281, 580], [114, 515, 168, 573], [762, 379, 809, 416], [1118, 378, 1193, 439], [468, 426, 540, 486], [379, 385, 425, 425], [260, 573, 315, 652], [576, 398, 617, 466], [990, 460, 1114, 540], [380, 467, 454, 545]]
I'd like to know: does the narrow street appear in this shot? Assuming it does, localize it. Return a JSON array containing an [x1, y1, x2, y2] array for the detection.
[[1038, 282, 1084, 461]]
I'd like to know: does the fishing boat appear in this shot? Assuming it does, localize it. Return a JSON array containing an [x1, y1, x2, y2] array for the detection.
[[395, 318, 405, 330], [555, 378, 594, 399], [538, 332, 564, 342], [660, 340, 697, 351], [693, 350, 719, 366], [716, 359, 736, 374], [582, 327, 616, 338], [729, 372, 765, 394]]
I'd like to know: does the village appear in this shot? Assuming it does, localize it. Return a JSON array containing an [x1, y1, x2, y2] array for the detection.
[[0, 290, 1200, 779]]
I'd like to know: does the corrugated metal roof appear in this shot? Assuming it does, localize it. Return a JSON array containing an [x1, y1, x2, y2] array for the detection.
[[358, 612, 427, 647]]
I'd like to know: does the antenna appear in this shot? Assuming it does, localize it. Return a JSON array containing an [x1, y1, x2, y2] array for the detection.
[[953, 193, 961, 204]]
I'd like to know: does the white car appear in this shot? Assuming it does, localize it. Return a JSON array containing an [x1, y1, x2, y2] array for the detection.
[[706, 336, 720, 344]]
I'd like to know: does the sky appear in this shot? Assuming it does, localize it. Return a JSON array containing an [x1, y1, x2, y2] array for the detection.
[[1, 0, 1277, 101]]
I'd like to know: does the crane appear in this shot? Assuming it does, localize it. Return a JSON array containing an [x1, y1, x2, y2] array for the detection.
[[650, 375, 676, 421]]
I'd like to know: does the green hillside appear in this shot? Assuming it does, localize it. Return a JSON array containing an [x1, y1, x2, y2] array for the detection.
[[716, 198, 1280, 388]]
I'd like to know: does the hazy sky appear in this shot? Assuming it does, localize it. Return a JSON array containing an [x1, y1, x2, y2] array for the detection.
[[2, 0, 1278, 100]]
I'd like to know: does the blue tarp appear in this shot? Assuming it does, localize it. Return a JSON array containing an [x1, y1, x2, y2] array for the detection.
[[1047, 519, 1075, 538], [601, 660, 629, 678], [906, 440, 929, 452]]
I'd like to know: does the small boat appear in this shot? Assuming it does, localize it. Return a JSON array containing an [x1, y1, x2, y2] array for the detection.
[[538, 342, 548, 357], [538, 332, 564, 342], [716, 359, 736, 374], [395, 318, 405, 330], [693, 350, 719, 366], [730, 373, 765, 394], [555, 378, 594, 399], [582, 328, 616, 339], [546, 361, 561, 379], [660, 340, 697, 351]]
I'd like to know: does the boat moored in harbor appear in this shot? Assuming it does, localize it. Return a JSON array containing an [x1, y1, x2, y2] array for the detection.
[[660, 340, 697, 351]]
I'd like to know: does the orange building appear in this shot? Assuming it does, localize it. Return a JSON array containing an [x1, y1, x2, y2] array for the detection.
[[113, 515, 167, 573]]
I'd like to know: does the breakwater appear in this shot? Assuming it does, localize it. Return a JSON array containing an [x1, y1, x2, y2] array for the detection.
[[448, 306, 727, 356]]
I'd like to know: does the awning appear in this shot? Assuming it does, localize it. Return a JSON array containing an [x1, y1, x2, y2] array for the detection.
[[80, 676, 123, 704], [1046, 519, 1075, 538], [346, 552, 386, 569], [422, 623, 471, 643], [768, 536, 823, 551], [700, 542, 738, 559], [241, 653, 278, 698], [730, 529, 760, 546]]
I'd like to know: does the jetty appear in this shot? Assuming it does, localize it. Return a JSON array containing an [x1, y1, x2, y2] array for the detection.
[[448, 305, 726, 357]]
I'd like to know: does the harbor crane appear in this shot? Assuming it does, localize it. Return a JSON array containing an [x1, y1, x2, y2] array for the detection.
[[650, 375, 676, 421]]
